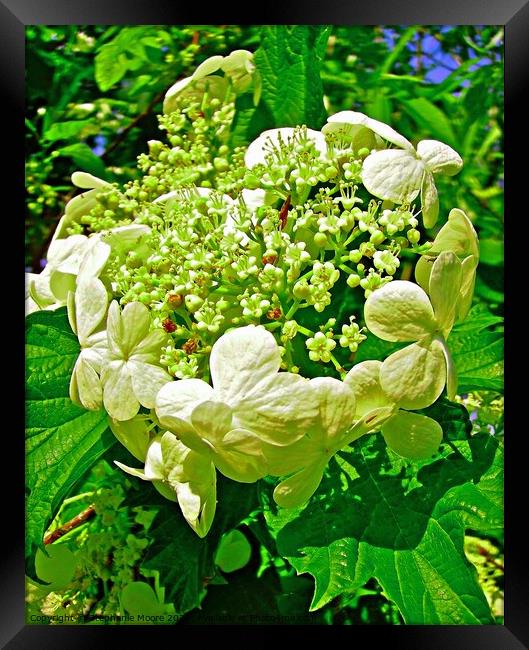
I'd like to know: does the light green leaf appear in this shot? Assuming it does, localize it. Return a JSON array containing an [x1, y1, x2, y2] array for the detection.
[[43, 120, 93, 143], [26, 308, 114, 578], [56, 143, 107, 179], [215, 529, 252, 573], [264, 432, 501, 623], [402, 97, 456, 147]]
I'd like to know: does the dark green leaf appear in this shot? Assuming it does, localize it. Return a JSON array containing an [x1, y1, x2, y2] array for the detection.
[[26, 308, 114, 578], [402, 97, 456, 147], [56, 143, 107, 179], [264, 432, 501, 623]]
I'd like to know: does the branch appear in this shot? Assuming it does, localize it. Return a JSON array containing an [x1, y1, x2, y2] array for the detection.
[[44, 505, 96, 544]]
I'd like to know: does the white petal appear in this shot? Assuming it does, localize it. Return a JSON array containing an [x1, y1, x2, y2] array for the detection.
[[190, 400, 233, 444], [102, 360, 140, 421], [440, 339, 458, 401], [417, 140, 463, 176], [108, 416, 152, 462], [72, 171, 110, 189], [309, 377, 356, 440], [344, 360, 392, 417], [47, 235, 88, 274], [114, 461, 150, 481], [155, 378, 214, 437], [49, 271, 76, 303], [429, 251, 462, 336], [74, 277, 108, 343], [380, 337, 447, 410], [420, 171, 439, 229], [192, 55, 224, 79], [245, 127, 327, 169], [382, 411, 443, 460], [431, 208, 479, 259], [362, 149, 425, 204], [457, 255, 478, 321], [364, 280, 437, 342], [76, 239, 111, 283], [213, 428, 267, 483], [120, 302, 151, 355], [209, 325, 281, 403], [129, 360, 172, 410], [273, 461, 327, 509], [73, 356, 103, 410], [325, 111, 414, 151], [173, 452, 217, 538], [262, 436, 318, 477], [234, 373, 318, 445], [341, 406, 398, 447]]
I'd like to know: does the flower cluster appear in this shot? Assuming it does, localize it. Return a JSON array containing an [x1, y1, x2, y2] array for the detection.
[[26, 51, 479, 537]]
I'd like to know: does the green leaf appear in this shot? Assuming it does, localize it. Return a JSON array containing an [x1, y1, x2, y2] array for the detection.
[[264, 432, 502, 624], [215, 529, 252, 573], [132, 475, 258, 615], [43, 120, 93, 143], [253, 26, 330, 130], [402, 97, 456, 147], [449, 305, 504, 392], [94, 26, 150, 91], [26, 308, 114, 578], [56, 143, 107, 179]]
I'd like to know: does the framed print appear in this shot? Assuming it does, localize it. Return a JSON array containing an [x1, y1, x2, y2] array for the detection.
[[7, 0, 525, 645]]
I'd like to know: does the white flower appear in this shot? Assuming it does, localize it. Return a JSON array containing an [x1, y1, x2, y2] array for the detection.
[[345, 360, 443, 461], [323, 111, 462, 228], [155, 325, 319, 482], [244, 127, 327, 169], [163, 50, 257, 115], [415, 208, 479, 321], [322, 110, 409, 155], [115, 432, 217, 537], [68, 277, 109, 410], [101, 301, 171, 421], [263, 377, 394, 508], [364, 251, 464, 409], [53, 172, 111, 241], [28, 234, 111, 311]]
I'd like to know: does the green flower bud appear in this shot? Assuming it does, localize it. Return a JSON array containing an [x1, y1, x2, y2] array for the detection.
[[185, 294, 204, 313], [313, 232, 329, 248]]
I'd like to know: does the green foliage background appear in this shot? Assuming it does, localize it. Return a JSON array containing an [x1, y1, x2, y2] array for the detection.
[[25, 25, 504, 625]]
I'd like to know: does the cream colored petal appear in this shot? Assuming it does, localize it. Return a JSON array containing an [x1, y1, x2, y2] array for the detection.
[[273, 461, 327, 509], [309, 377, 356, 440], [382, 411, 443, 460], [420, 171, 439, 229], [28, 271, 55, 309], [132, 330, 168, 363], [417, 140, 463, 176], [362, 149, 424, 203], [340, 406, 398, 448], [163, 76, 194, 113], [120, 302, 151, 356], [106, 301, 124, 358], [193, 55, 224, 79], [380, 337, 447, 410], [76, 239, 111, 284], [74, 356, 103, 410], [209, 325, 281, 403], [325, 111, 414, 151], [414, 256, 434, 294], [431, 208, 479, 259], [190, 400, 233, 445], [129, 361, 172, 410], [456, 255, 478, 322], [364, 280, 437, 342], [71, 171, 110, 189], [429, 251, 462, 337], [440, 339, 458, 401], [234, 373, 318, 445], [114, 462, 150, 481], [47, 235, 88, 274], [262, 436, 319, 477], [344, 360, 393, 417], [321, 121, 383, 153], [213, 428, 268, 483], [49, 271, 76, 303], [102, 360, 140, 421], [109, 416, 152, 462], [172, 452, 217, 538], [155, 378, 214, 438], [53, 189, 100, 241], [74, 277, 108, 343]]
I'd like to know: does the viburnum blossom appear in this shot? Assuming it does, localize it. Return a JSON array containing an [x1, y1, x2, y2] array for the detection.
[[115, 431, 217, 537], [102, 301, 171, 421], [155, 325, 319, 482], [364, 250, 463, 408], [67, 277, 109, 410]]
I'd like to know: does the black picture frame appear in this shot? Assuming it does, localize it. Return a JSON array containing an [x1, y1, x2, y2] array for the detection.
[[10, 1, 524, 646]]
